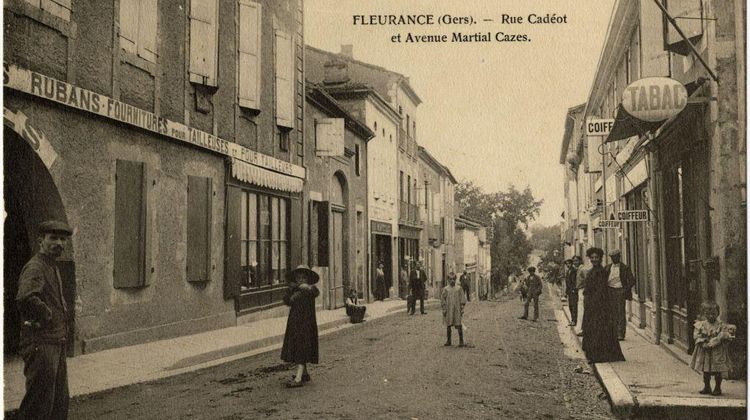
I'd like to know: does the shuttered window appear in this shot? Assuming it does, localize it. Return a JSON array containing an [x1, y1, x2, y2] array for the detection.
[[275, 30, 294, 128], [189, 0, 219, 86], [186, 176, 213, 282], [25, 0, 71, 21], [238, 0, 261, 110], [119, 0, 157, 62], [114, 160, 150, 288]]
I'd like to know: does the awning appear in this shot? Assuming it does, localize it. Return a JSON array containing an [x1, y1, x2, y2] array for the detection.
[[605, 78, 708, 143], [230, 158, 303, 193]]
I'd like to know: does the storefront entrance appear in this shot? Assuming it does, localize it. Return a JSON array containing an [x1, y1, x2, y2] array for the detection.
[[372, 233, 392, 299]]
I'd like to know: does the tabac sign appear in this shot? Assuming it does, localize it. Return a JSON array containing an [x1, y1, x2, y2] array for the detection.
[[622, 77, 688, 122]]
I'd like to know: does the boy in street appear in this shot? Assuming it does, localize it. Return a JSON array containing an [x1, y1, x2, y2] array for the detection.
[[519, 266, 543, 321], [441, 273, 467, 346]]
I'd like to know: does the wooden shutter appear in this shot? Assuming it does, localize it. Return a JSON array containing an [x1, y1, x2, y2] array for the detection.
[[114, 160, 148, 288], [238, 0, 261, 109], [137, 0, 157, 62], [317, 201, 330, 267], [119, 0, 139, 54], [224, 186, 242, 299], [275, 31, 294, 128], [315, 118, 345, 156], [187, 176, 213, 282], [189, 0, 218, 85]]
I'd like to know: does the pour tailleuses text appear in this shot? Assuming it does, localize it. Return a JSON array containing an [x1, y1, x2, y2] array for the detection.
[[352, 13, 568, 44]]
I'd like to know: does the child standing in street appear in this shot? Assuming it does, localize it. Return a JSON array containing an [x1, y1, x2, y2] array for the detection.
[[690, 301, 736, 396], [281, 265, 320, 388]]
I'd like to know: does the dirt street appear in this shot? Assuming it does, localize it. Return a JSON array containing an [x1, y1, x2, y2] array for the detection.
[[69, 289, 613, 419]]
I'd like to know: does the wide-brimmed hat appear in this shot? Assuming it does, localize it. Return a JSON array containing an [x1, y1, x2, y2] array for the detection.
[[291, 265, 319, 284]]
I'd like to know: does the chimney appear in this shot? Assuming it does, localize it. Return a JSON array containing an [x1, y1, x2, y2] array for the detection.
[[340, 44, 353, 59], [323, 57, 349, 85]]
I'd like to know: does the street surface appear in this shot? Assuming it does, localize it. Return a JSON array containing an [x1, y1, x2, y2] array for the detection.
[[69, 290, 612, 419]]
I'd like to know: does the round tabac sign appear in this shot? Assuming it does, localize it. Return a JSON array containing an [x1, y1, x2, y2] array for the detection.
[[622, 77, 688, 122]]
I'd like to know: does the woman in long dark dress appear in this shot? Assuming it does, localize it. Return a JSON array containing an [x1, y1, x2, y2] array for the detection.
[[281, 265, 320, 388], [581, 247, 625, 363]]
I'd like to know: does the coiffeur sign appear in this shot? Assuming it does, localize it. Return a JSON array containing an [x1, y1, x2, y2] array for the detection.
[[622, 77, 688, 122], [3, 63, 305, 180]]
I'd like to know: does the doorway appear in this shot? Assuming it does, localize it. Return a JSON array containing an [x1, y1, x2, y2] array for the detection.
[[330, 209, 345, 308], [372, 234, 392, 299]]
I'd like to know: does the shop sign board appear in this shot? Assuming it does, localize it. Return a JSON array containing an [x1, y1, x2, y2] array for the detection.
[[3, 63, 306, 179], [585, 118, 615, 136], [617, 210, 649, 222], [622, 77, 688, 122]]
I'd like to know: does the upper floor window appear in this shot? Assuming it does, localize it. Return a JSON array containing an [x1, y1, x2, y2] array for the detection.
[[119, 0, 157, 63], [238, 0, 262, 110], [189, 0, 219, 86], [25, 0, 71, 21]]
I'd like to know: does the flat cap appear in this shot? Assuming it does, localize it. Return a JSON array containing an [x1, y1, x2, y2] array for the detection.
[[609, 249, 622, 256], [39, 220, 73, 236]]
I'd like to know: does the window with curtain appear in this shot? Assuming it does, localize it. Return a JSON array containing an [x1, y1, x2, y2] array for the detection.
[[240, 191, 289, 291]]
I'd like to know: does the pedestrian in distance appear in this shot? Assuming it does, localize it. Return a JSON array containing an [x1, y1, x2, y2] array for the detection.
[[345, 289, 366, 324], [408, 261, 427, 315], [605, 250, 635, 340], [374, 262, 386, 301], [690, 301, 736, 396], [566, 256, 583, 327], [16, 220, 74, 420], [459, 269, 471, 302], [399, 262, 409, 299], [581, 247, 625, 363], [518, 266, 543, 321], [441, 274, 467, 347], [281, 265, 320, 388]]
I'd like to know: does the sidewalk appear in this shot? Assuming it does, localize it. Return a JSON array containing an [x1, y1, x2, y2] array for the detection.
[[558, 289, 746, 419], [4, 298, 440, 411]]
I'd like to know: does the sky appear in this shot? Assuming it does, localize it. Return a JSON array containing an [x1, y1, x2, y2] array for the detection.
[[305, 0, 617, 226]]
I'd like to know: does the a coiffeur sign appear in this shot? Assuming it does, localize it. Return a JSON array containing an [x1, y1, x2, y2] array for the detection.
[[3, 63, 305, 180], [622, 77, 688, 122]]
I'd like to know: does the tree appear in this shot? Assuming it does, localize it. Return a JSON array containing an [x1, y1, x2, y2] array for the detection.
[[531, 224, 564, 280], [455, 181, 543, 295]]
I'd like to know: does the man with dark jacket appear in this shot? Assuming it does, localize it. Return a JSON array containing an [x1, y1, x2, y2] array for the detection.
[[459, 270, 471, 301], [519, 266, 543, 321], [16, 220, 73, 420], [605, 250, 635, 340], [566, 257, 583, 326], [408, 262, 428, 315]]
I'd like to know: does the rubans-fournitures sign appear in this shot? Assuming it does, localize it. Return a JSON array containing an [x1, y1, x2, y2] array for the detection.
[[622, 77, 688, 122]]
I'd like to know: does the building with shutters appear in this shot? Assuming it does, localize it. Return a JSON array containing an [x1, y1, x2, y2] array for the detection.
[[306, 45, 425, 300], [418, 146, 458, 299], [3, 0, 306, 355], [303, 85, 374, 309], [559, 0, 745, 377], [454, 216, 485, 301]]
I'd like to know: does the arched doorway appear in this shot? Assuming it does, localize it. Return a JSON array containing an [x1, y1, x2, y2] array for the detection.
[[4, 127, 76, 355], [328, 172, 348, 309]]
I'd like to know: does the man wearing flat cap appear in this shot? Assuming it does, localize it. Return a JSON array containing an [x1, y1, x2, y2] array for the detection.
[[16, 220, 73, 419], [605, 249, 635, 341]]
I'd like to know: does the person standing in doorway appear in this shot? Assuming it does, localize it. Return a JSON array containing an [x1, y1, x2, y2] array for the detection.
[[16, 220, 73, 420], [374, 262, 386, 301], [441, 274, 467, 347], [459, 269, 471, 302], [605, 250, 635, 340], [519, 267, 543, 321], [409, 261, 428, 315], [399, 262, 409, 299], [281, 265, 320, 388]]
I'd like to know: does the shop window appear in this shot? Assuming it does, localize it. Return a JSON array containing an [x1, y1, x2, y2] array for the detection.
[[238, 0, 262, 110], [25, 0, 71, 21], [119, 0, 157, 63], [113, 160, 150, 288], [186, 176, 213, 282], [239, 192, 289, 291], [189, 0, 219, 86]]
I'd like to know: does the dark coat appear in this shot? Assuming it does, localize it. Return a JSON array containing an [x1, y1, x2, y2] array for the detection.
[[565, 266, 578, 296], [524, 274, 543, 297], [409, 269, 427, 296], [16, 253, 69, 348], [581, 265, 625, 363], [281, 283, 319, 364], [605, 262, 636, 300]]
